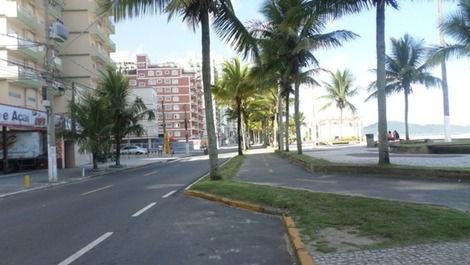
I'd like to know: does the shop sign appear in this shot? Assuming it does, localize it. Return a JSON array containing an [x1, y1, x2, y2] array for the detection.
[[0, 104, 47, 128]]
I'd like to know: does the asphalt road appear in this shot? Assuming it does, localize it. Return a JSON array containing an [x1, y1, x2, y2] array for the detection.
[[0, 152, 293, 265]]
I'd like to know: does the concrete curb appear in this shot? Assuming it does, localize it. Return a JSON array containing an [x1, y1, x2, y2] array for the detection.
[[0, 158, 177, 199], [184, 190, 313, 265], [282, 215, 316, 265], [276, 150, 470, 180]]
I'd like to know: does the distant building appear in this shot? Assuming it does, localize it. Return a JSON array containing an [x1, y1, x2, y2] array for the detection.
[[316, 116, 363, 143], [123, 54, 205, 147]]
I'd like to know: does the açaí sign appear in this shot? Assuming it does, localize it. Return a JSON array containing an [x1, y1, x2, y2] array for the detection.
[[0, 104, 47, 128]]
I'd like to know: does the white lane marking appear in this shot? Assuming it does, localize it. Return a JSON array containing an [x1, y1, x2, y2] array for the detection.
[[143, 170, 159, 176], [162, 190, 177, 198], [131, 202, 157, 217], [58, 232, 113, 265]]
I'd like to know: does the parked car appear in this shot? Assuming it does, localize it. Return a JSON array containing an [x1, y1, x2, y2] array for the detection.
[[120, 146, 148, 155]]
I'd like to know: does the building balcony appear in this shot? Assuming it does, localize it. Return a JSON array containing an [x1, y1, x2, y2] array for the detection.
[[11, 66, 42, 89], [91, 46, 108, 63], [17, 8, 39, 30], [48, 5, 62, 19], [92, 24, 108, 44], [109, 39, 116, 52], [107, 17, 115, 34], [3, 36, 43, 61], [52, 56, 62, 69]]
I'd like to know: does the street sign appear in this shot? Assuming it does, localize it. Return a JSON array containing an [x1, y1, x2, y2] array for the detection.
[[164, 132, 170, 155]]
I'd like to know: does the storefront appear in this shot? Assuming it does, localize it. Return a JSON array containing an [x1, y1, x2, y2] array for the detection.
[[0, 103, 65, 172]]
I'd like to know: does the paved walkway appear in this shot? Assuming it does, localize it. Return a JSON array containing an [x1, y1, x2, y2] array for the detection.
[[0, 154, 187, 198], [235, 148, 470, 264], [302, 145, 470, 168]]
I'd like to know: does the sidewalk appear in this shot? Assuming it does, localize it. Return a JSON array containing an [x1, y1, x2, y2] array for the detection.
[[0, 153, 193, 198], [302, 144, 470, 168], [235, 148, 470, 264]]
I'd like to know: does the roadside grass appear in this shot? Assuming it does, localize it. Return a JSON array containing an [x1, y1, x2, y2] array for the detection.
[[192, 155, 470, 252], [280, 150, 470, 172]]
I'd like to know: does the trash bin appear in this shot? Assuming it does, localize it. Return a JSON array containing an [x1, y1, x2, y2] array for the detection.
[[366, 134, 375, 147]]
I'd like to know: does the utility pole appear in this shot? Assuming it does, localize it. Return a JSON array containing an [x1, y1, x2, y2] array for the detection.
[[43, 0, 58, 182], [71, 82, 76, 134], [2, 126, 8, 174], [184, 104, 189, 155], [437, 0, 452, 142], [161, 100, 169, 155]]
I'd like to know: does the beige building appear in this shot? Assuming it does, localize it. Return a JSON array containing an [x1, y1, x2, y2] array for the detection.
[[0, 0, 115, 168]]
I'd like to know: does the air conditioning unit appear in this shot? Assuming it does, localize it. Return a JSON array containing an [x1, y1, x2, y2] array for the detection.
[[50, 20, 69, 42]]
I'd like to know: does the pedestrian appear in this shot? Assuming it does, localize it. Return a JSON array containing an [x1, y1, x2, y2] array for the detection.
[[393, 130, 400, 141], [387, 131, 394, 141], [157, 145, 163, 156]]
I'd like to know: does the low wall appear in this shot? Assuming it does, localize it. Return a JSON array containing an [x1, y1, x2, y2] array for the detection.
[[276, 151, 470, 180]]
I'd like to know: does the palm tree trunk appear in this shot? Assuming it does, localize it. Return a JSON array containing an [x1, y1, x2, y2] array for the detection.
[[294, 80, 302, 154], [285, 94, 289, 152], [201, 9, 220, 180], [340, 108, 344, 139], [92, 152, 98, 170], [237, 99, 243, 155], [277, 87, 284, 150], [263, 119, 269, 148], [437, 0, 452, 142], [404, 90, 410, 140], [115, 135, 121, 167], [376, 1, 390, 165]]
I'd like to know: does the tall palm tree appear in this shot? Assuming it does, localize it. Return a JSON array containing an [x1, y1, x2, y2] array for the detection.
[[252, 0, 356, 154], [367, 34, 441, 140], [212, 58, 255, 155], [319, 70, 358, 138], [431, 0, 470, 62], [97, 67, 155, 167], [103, 0, 256, 180], [302, 0, 398, 164], [68, 94, 113, 170]]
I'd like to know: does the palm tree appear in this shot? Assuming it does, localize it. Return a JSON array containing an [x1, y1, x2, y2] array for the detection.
[[103, 0, 255, 179], [319, 70, 358, 138], [212, 58, 255, 156], [302, 0, 398, 164], [68, 94, 112, 170], [97, 67, 155, 167], [252, 0, 356, 154], [431, 0, 470, 62], [367, 34, 441, 140]]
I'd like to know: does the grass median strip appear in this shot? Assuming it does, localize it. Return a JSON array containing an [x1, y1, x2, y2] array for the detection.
[[191, 155, 470, 253]]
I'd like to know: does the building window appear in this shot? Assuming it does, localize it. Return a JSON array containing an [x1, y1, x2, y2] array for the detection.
[[8, 91, 21, 99], [148, 71, 154, 76], [149, 79, 157, 85], [164, 105, 172, 110], [137, 62, 146, 68], [139, 73, 145, 78], [28, 96, 36, 102], [172, 79, 178, 84], [174, 114, 180, 119], [165, 113, 172, 119], [165, 87, 171, 93], [157, 88, 163, 93], [167, 123, 173, 128], [172, 87, 179, 93], [129, 80, 137, 86], [164, 79, 170, 84], [139, 82, 145, 87], [174, 131, 181, 137], [171, 70, 178, 75], [173, 96, 179, 102], [157, 79, 162, 84], [156, 71, 162, 76], [165, 70, 170, 75], [173, 105, 180, 110], [165, 96, 171, 102]]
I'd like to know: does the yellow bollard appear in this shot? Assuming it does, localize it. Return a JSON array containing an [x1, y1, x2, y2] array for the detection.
[[24, 175, 30, 189]]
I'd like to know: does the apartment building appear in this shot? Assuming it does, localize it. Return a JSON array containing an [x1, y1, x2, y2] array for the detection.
[[124, 54, 205, 146], [0, 0, 115, 169]]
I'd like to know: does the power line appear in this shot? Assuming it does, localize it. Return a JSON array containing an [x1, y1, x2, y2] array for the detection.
[[0, 33, 47, 46]]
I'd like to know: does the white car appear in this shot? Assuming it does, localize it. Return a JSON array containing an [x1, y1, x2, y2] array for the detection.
[[120, 146, 148, 155]]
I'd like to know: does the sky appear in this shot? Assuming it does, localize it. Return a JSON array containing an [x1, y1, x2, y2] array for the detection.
[[110, 1, 470, 128]]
